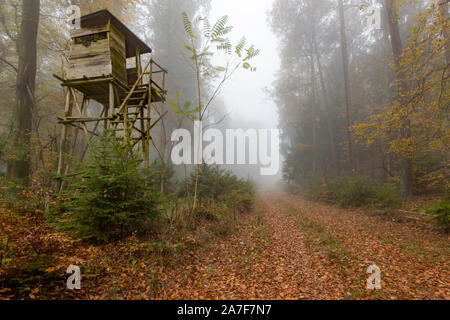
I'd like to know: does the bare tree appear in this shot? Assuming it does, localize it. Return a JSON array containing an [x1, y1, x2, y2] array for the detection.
[[338, 0, 355, 172], [7, 0, 41, 185]]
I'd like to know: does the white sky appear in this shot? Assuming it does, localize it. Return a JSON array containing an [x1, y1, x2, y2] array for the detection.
[[210, 0, 280, 129]]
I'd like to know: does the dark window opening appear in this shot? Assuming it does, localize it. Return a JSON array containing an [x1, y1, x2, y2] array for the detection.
[[74, 32, 108, 48]]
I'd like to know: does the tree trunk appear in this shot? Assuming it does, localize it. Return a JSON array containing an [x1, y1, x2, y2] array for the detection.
[[7, 0, 40, 186], [338, 0, 355, 172], [313, 36, 340, 176], [438, 0, 450, 65], [381, 7, 396, 179], [384, 0, 413, 200], [310, 54, 319, 173]]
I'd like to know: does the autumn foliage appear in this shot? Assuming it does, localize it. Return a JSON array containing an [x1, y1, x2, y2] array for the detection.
[[353, 2, 449, 191]]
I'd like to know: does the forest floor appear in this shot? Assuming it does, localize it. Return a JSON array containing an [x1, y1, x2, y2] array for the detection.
[[153, 193, 449, 300], [1, 193, 449, 300]]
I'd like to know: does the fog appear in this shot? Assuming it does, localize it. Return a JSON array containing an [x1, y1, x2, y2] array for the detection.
[[207, 0, 283, 187], [0, 0, 445, 192], [209, 0, 280, 130], [1, 0, 447, 301]]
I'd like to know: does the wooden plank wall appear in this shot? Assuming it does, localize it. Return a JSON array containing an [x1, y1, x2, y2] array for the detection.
[[109, 23, 127, 86], [67, 22, 127, 86], [68, 26, 111, 80]]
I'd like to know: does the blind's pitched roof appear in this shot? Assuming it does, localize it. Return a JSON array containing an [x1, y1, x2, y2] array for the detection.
[[78, 9, 152, 58]]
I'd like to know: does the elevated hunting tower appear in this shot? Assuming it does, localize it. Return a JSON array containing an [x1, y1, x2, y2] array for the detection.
[[56, 9, 167, 183]]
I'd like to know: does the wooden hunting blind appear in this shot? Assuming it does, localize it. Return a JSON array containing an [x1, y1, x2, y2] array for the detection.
[[56, 9, 168, 190], [67, 9, 152, 92]]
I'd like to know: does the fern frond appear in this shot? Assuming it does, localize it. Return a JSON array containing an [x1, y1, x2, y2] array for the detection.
[[203, 19, 211, 38], [217, 26, 233, 37], [217, 40, 232, 54], [211, 37, 227, 43], [182, 12, 194, 38], [235, 37, 247, 57], [211, 15, 229, 40]]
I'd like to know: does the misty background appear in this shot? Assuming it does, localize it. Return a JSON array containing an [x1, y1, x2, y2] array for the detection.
[[1, 0, 447, 197]]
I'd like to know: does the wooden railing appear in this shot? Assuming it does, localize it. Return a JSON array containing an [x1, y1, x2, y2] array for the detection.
[[118, 58, 167, 114]]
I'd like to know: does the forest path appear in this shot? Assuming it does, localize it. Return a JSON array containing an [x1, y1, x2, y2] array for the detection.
[[278, 194, 449, 299], [154, 194, 449, 300]]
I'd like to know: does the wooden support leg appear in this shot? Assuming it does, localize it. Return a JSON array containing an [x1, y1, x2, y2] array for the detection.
[[144, 61, 154, 168], [56, 90, 73, 192], [61, 93, 89, 191], [144, 77, 153, 169], [60, 118, 80, 192], [109, 82, 114, 133], [80, 104, 105, 163], [136, 48, 142, 85], [140, 103, 147, 168], [113, 85, 120, 115], [71, 89, 89, 140], [124, 112, 129, 144], [104, 105, 109, 130]]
